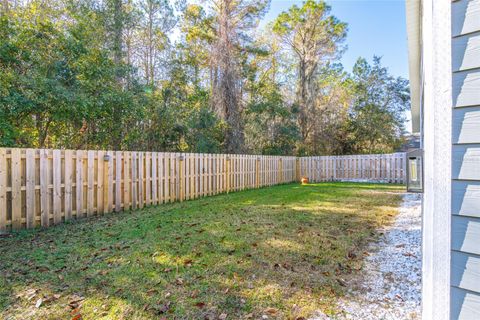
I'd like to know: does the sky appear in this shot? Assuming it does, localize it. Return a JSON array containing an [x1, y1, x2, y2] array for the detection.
[[262, 0, 409, 79], [262, 0, 411, 131]]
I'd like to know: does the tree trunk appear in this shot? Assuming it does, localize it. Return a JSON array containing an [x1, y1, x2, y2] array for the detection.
[[1, 0, 8, 15], [112, 0, 124, 150], [213, 0, 244, 153]]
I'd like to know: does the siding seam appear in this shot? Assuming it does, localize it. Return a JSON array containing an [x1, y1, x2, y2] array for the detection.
[[450, 285, 480, 296]]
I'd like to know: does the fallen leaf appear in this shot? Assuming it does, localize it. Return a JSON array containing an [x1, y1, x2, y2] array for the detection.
[[265, 307, 277, 315], [146, 289, 158, 296], [219, 313, 228, 319], [336, 278, 347, 287], [153, 302, 171, 314], [36, 266, 49, 272], [403, 252, 417, 258]]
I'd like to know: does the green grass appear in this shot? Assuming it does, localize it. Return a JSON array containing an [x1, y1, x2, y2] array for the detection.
[[0, 182, 404, 320]]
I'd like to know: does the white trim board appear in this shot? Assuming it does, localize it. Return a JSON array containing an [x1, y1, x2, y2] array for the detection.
[[421, 0, 452, 319]]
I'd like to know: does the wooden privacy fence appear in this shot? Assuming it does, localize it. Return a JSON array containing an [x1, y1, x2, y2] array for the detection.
[[0, 148, 297, 232], [0, 148, 406, 232], [299, 153, 406, 184]]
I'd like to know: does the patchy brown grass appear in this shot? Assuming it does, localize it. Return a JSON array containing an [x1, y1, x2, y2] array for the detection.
[[0, 182, 404, 320]]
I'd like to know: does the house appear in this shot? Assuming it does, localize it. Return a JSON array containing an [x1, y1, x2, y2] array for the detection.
[[406, 0, 480, 319], [398, 133, 421, 152]]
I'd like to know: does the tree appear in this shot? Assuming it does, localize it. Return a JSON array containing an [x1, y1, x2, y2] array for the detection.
[[272, 0, 347, 143], [292, 63, 353, 155], [134, 0, 177, 86], [209, 0, 269, 153], [243, 27, 299, 155], [179, 3, 214, 87], [346, 56, 410, 154]]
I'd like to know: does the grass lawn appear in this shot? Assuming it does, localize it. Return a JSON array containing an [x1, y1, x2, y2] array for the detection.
[[0, 182, 404, 320]]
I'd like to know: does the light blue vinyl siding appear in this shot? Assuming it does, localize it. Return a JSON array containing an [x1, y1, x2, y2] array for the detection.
[[451, 1, 480, 319], [452, 181, 480, 218], [451, 287, 480, 319], [453, 107, 480, 144]]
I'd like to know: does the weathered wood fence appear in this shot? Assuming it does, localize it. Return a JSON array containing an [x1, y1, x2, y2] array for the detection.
[[299, 153, 406, 184], [0, 148, 297, 231], [0, 148, 405, 232]]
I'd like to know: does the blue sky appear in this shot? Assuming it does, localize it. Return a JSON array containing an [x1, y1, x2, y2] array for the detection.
[[262, 0, 411, 131], [262, 0, 409, 79]]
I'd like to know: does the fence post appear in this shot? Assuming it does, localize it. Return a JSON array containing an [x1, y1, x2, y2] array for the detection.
[[226, 156, 231, 193], [256, 157, 261, 188], [0, 148, 6, 232], [103, 152, 110, 214], [278, 158, 283, 184], [333, 156, 337, 181], [295, 158, 300, 182], [179, 155, 184, 202]]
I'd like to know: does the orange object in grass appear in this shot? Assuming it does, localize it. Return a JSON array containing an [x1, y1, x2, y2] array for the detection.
[[301, 177, 309, 185]]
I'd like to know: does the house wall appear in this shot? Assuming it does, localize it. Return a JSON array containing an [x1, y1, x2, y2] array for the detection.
[[450, 0, 480, 319]]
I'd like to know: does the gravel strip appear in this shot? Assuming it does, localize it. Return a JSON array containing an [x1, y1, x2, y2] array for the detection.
[[313, 193, 422, 320]]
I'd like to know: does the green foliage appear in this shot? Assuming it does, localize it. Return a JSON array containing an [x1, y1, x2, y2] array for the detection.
[[345, 56, 410, 154], [0, 0, 410, 156], [245, 82, 299, 155]]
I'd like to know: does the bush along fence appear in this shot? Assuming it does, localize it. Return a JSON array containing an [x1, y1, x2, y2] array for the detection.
[[299, 153, 406, 184], [0, 148, 405, 232]]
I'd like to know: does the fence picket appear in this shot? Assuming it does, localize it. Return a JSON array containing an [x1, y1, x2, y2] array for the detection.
[[87, 151, 95, 216], [11, 149, 22, 229], [76, 150, 84, 218], [26, 149, 36, 228], [0, 149, 6, 232], [64, 150, 73, 221], [40, 149, 50, 227]]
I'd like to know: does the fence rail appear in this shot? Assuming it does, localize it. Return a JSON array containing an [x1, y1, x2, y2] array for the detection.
[[0, 148, 405, 232], [300, 153, 406, 184]]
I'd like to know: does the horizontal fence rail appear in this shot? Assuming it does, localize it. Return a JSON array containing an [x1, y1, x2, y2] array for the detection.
[[0, 148, 405, 232], [300, 153, 406, 184], [0, 148, 297, 232]]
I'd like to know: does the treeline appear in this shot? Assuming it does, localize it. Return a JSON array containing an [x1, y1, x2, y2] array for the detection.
[[0, 0, 410, 155]]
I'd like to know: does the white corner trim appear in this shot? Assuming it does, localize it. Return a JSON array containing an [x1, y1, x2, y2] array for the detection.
[[406, 0, 422, 133], [421, 0, 452, 319]]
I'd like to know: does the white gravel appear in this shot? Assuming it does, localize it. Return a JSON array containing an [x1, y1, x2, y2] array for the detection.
[[313, 192, 422, 320]]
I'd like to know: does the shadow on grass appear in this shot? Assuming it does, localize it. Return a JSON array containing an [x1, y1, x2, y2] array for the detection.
[[0, 182, 404, 319]]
